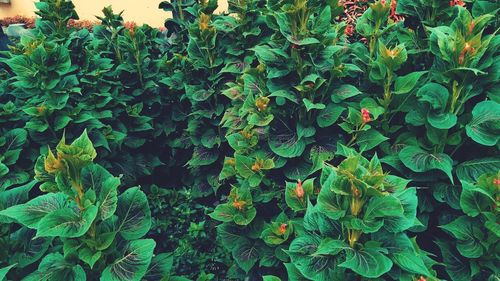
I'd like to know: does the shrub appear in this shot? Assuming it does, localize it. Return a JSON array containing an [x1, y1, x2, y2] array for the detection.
[[0, 0, 499, 280]]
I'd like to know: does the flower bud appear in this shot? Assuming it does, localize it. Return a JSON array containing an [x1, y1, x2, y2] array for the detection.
[[279, 223, 287, 235], [295, 180, 305, 198]]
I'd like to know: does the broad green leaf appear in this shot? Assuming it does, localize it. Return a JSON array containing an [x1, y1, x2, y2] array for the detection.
[[10, 227, 52, 268], [186, 147, 218, 166], [303, 98, 326, 111], [82, 164, 119, 220], [288, 233, 342, 280], [232, 240, 259, 273], [394, 71, 427, 94], [78, 248, 101, 269], [314, 238, 349, 256], [0, 180, 36, 223], [440, 216, 485, 258], [101, 239, 156, 281], [456, 157, 500, 182], [3, 128, 28, 150], [269, 133, 306, 158], [427, 111, 457, 129], [36, 205, 98, 238], [143, 253, 174, 281], [331, 84, 362, 102], [317, 183, 346, 220], [22, 253, 86, 281], [210, 204, 237, 223], [0, 162, 8, 177], [284, 263, 308, 281], [384, 188, 418, 232], [392, 252, 431, 276], [416, 83, 449, 111], [234, 206, 257, 226], [435, 240, 471, 281], [0, 264, 16, 280], [0, 192, 67, 228], [466, 101, 500, 146], [356, 129, 388, 151], [252, 45, 288, 64], [116, 187, 151, 240], [460, 181, 495, 217], [365, 195, 404, 220], [339, 247, 393, 278], [399, 146, 454, 183], [316, 104, 345, 128], [57, 129, 97, 162]]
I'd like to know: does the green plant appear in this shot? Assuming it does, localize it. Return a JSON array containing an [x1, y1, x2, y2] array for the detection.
[[0, 0, 499, 280], [287, 150, 437, 280], [436, 172, 499, 281], [0, 131, 184, 280], [146, 185, 231, 279]]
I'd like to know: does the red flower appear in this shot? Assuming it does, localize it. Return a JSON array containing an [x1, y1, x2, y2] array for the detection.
[[418, 277, 427, 281], [295, 180, 304, 199], [389, 0, 404, 22], [493, 179, 500, 185], [345, 24, 355, 37], [279, 223, 287, 235], [450, 0, 465, 7], [361, 108, 371, 123]]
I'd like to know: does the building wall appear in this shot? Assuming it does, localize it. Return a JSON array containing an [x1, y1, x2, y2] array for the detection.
[[0, 0, 229, 27]]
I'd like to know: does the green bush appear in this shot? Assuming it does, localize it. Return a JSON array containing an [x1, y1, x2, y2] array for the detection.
[[0, 0, 499, 280]]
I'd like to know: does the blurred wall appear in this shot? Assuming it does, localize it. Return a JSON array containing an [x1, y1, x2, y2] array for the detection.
[[0, 0, 229, 27]]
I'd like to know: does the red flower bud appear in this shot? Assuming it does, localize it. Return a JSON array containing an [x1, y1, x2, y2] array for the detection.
[[279, 223, 287, 235], [295, 180, 304, 199], [450, 0, 465, 7], [361, 108, 371, 123], [493, 179, 500, 185], [418, 277, 427, 281], [469, 20, 475, 34]]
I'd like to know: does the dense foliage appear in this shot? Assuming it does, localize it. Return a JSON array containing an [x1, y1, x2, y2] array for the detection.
[[0, 0, 499, 280]]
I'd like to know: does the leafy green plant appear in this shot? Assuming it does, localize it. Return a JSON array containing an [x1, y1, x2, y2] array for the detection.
[[436, 172, 499, 281], [0, 131, 180, 280], [0, 0, 499, 280], [287, 151, 437, 280]]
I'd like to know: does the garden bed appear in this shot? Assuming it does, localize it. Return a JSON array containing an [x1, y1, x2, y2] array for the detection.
[[0, 0, 499, 280]]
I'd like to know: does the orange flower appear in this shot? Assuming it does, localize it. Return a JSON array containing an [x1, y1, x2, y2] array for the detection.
[[295, 180, 305, 198], [417, 276, 427, 281], [458, 43, 475, 65], [232, 200, 246, 210], [37, 105, 47, 114], [353, 187, 361, 197], [278, 223, 287, 235], [389, 0, 404, 22], [449, 0, 464, 7], [469, 20, 475, 34], [252, 162, 262, 172], [344, 24, 355, 37], [493, 179, 500, 185], [199, 13, 211, 30], [361, 108, 371, 123], [240, 130, 253, 139], [225, 158, 236, 166], [255, 96, 270, 112]]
